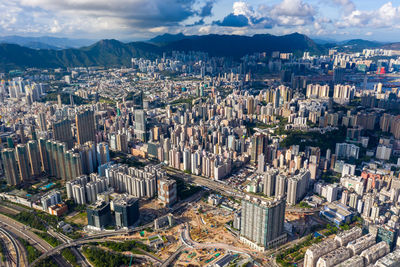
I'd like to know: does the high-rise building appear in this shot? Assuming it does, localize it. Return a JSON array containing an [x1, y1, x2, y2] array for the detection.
[[157, 179, 177, 206], [377, 225, 398, 251], [116, 133, 128, 153], [335, 143, 360, 159], [333, 84, 354, 104], [77, 141, 97, 175], [376, 145, 392, 161], [57, 94, 62, 108], [27, 140, 41, 176], [106, 165, 158, 198], [1, 148, 20, 185], [306, 84, 330, 99], [134, 109, 147, 142], [390, 116, 400, 139], [87, 200, 112, 230], [76, 109, 96, 145], [240, 196, 286, 251], [333, 68, 345, 83], [251, 134, 266, 163], [15, 144, 30, 182], [258, 154, 266, 173], [52, 119, 73, 149], [263, 169, 278, 197], [287, 170, 310, 205], [380, 113, 392, 132], [247, 96, 255, 114], [113, 196, 140, 228], [275, 175, 287, 198], [41, 190, 62, 212], [183, 149, 191, 172], [38, 112, 47, 132], [96, 142, 110, 166]]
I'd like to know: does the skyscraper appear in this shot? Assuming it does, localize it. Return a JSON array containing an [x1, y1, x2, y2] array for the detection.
[[27, 140, 41, 176], [1, 148, 20, 186], [263, 169, 277, 197], [86, 200, 112, 230], [38, 112, 47, 132], [38, 138, 49, 173], [116, 133, 128, 153], [113, 196, 140, 228], [76, 109, 96, 145], [157, 179, 177, 206], [251, 134, 266, 163], [247, 96, 255, 114], [287, 170, 310, 206], [134, 109, 147, 142], [240, 196, 286, 251], [96, 142, 110, 166], [52, 119, 73, 149], [15, 144, 30, 182]]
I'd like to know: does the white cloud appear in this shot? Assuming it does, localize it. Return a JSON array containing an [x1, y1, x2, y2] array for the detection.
[[19, 0, 197, 28], [332, 0, 355, 14], [271, 0, 315, 18], [337, 2, 400, 29], [49, 20, 62, 33], [0, 0, 398, 39], [149, 26, 169, 33], [233, 1, 254, 17], [257, 0, 316, 27]]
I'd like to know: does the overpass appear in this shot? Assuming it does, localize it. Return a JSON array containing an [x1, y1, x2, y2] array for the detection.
[[29, 238, 162, 267], [30, 190, 205, 267]]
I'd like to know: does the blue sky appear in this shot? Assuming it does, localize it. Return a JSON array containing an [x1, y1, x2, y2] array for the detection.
[[1, 0, 400, 41]]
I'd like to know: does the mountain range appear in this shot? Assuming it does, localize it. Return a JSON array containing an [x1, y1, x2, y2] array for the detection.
[[0, 36, 94, 50], [0, 33, 397, 71]]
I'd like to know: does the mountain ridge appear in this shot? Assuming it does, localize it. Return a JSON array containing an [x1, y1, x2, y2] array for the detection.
[[1, 33, 395, 71], [0, 35, 95, 50]]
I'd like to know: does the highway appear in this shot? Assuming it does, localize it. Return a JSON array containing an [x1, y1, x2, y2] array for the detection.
[[166, 167, 321, 215], [48, 228, 91, 267], [286, 207, 322, 213], [30, 190, 205, 267], [165, 167, 245, 198], [30, 238, 159, 267], [160, 245, 186, 267], [0, 227, 20, 267], [0, 214, 70, 267]]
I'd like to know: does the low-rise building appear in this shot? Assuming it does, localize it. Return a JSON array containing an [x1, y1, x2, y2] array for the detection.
[[374, 249, 400, 267], [316, 246, 351, 267], [360, 241, 389, 265], [336, 255, 364, 267], [347, 233, 376, 255], [304, 239, 339, 267], [320, 201, 355, 226], [49, 203, 68, 216], [334, 227, 362, 247]]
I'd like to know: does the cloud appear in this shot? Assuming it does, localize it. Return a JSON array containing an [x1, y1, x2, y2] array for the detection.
[[233, 1, 254, 17], [0, 0, 399, 40], [270, 0, 315, 18], [259, 0, 315, 26], [199, 0, 215, 17], [214, 13, 249, 27], [19, 0, 198, 29], [331, 0, 355, 14], [186, 19, 205, 27], [337, 2, 400, 29], [213, 0, 317, 30]]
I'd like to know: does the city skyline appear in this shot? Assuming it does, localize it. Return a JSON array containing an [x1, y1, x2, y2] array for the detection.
[[1, 0, 400, 42]]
